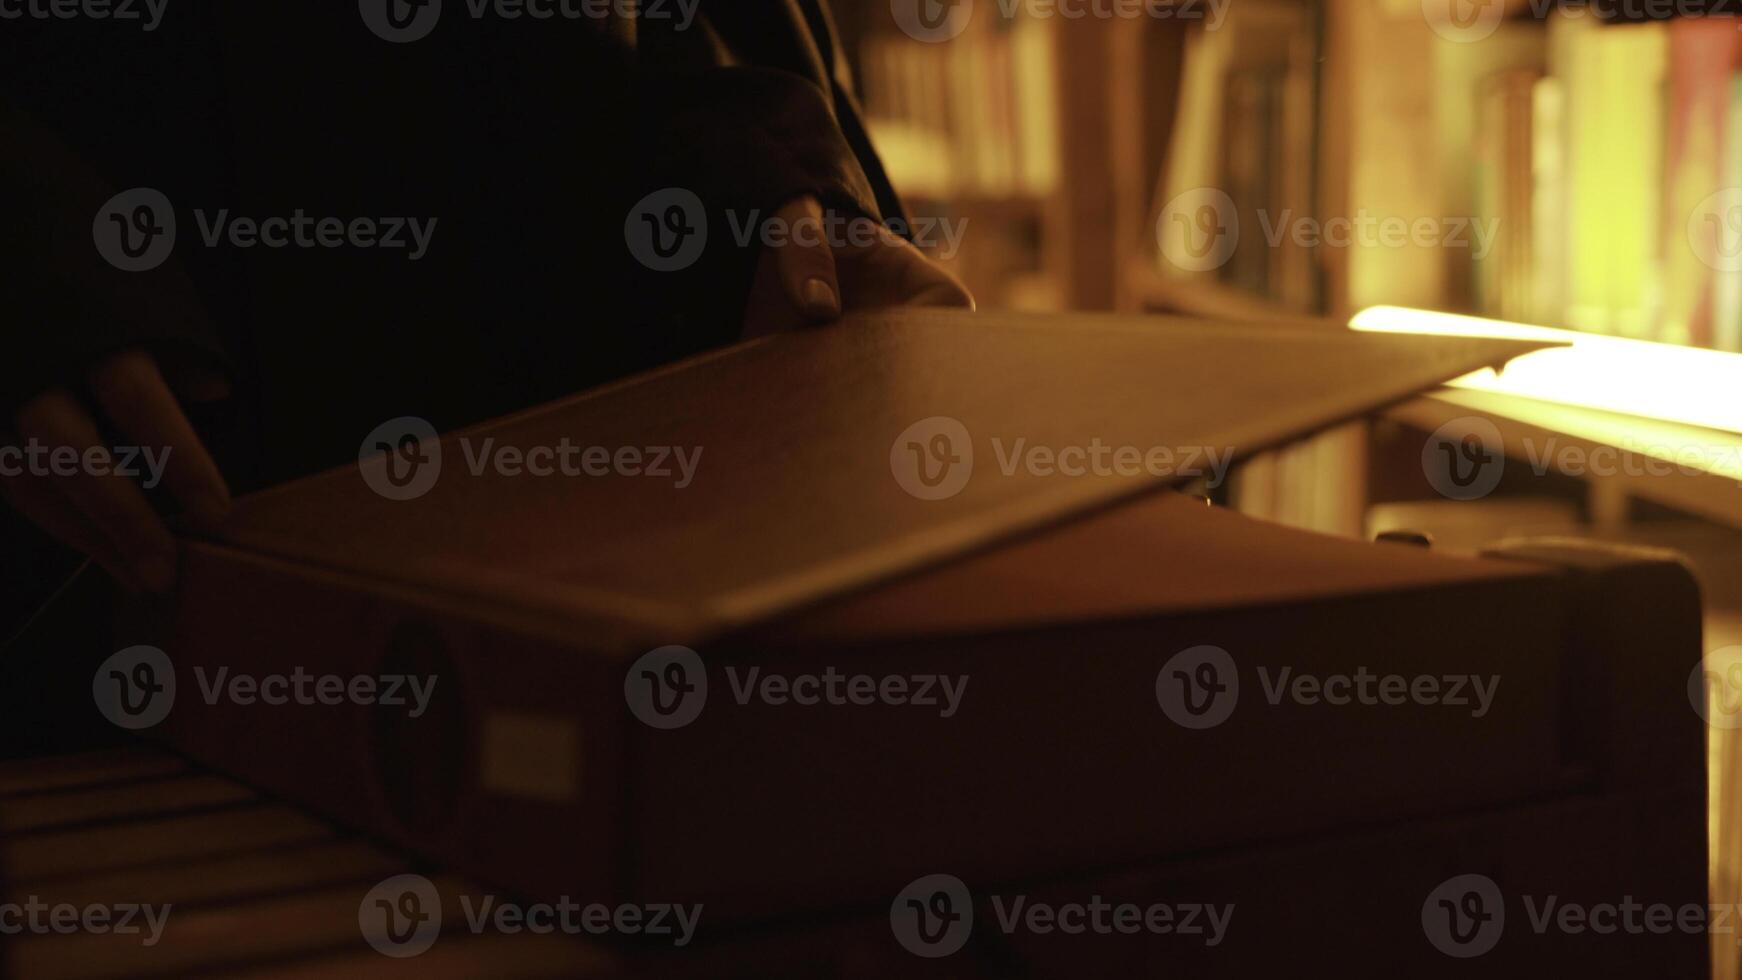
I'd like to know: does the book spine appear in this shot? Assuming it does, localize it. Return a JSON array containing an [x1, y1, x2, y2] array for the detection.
[[148, 544, 627, 913], [1714, 72, 1742, 353]]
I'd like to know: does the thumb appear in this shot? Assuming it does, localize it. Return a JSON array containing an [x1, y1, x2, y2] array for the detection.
[[772, 196, 842, 322]]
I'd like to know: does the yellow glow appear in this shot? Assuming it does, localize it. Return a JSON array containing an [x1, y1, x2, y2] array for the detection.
[[1348, 306, 1742, 434]]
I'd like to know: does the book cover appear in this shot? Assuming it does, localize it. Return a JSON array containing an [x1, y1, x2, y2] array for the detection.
[[1662, 16, 1737, 347]]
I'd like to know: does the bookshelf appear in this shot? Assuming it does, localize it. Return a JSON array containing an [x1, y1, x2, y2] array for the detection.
[[843, 0, 1742, 529], [847, 9, 1742, 971], [842, 1, 1067, 310]]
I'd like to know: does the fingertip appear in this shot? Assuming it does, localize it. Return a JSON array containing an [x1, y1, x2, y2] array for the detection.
[[801, 277, 841, 321]]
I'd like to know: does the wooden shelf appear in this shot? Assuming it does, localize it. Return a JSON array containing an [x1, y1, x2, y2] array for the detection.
[[1387, 388, 1742, 529]]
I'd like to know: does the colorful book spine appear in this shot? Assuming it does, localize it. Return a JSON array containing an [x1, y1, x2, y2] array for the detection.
[[1661, 16, 1737, 347], [1713, 71, 1742, 353]]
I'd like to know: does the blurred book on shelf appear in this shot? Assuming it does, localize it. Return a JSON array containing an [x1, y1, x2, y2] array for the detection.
[[1146, 3, 1742, 354], [1464, 11, 1742, 350], [852, 4, 1062, 310], [1553, 13, 1667, 339], [1152, 0, 1321, 315], [858, 9, 1058, 201], [1718, 72, 1742, 352], [1145, 0, 1350, 533], [1473, 67, 1540, 324]]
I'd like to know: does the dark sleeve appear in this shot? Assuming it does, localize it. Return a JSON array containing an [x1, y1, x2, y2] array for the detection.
[[626, 0, 908, 337], [0, 100, 228, 415], [645, 65, 886, 223], [638, 0, 901, 225]]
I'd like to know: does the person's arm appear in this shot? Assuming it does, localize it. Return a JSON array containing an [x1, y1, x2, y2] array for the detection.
[[0, 100, 232, 593], [634, 1, 971, 334]]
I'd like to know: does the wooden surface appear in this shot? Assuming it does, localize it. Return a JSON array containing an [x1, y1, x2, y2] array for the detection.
[[1390, 389, 1742, 528], [208, 309, 1546, 652], [0, 748, 607, 979]]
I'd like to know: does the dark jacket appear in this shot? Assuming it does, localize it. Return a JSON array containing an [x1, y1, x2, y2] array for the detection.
[[0, 0, 900, 488], [0, 0, 902, 642]]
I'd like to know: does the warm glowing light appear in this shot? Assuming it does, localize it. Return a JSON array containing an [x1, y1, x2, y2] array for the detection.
[[1349, 306, 1742, 434]]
